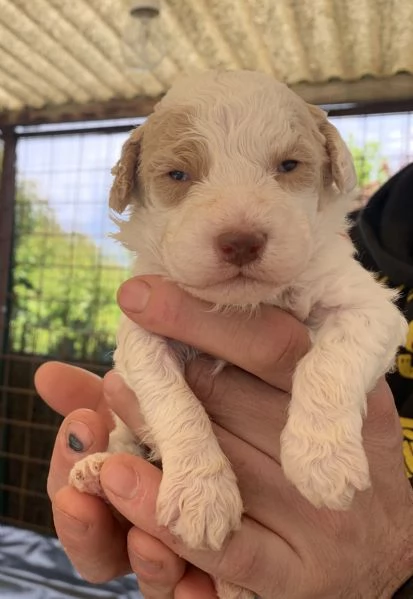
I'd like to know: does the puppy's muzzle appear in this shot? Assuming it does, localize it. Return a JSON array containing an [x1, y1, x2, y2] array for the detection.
[[216, 231, 267, 267]]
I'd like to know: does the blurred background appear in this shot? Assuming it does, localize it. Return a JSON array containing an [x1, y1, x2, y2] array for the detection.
[[0, 0, 413, 594]]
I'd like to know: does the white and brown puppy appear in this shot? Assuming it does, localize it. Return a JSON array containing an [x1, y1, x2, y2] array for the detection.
[[70, 70, 407, 599]]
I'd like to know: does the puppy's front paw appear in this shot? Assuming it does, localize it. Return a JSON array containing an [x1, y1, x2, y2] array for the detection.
[[214, 579, 255, 599], [280, 418, 370, 510], [69, 452, 111, 498], [157, 457, 243, 550]]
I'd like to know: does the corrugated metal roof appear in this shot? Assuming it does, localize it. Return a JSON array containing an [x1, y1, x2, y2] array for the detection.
[[1, 0, 413, 115]]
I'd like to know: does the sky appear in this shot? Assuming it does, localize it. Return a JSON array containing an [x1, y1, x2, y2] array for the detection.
[[17, 125, 133, 265], [331, 112, 413, 170], [16, 112, 413, 267]]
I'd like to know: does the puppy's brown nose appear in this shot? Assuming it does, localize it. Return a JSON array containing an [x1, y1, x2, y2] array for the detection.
[[216, 231, 266, 266]]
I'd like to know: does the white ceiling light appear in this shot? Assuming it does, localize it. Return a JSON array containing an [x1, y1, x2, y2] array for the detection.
[[122, 0, 165, 71]]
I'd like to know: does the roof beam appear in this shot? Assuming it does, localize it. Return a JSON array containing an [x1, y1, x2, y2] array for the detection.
[[1, 74, 413, 126], [0, 94, 162, 126], [293, 73, 413, 107]]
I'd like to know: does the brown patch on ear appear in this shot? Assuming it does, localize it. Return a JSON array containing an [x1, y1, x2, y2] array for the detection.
[[109, 126, 143, 213], [308, 104, 357, 193]]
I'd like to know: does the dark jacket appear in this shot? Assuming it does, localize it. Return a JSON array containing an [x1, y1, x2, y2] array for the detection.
[[350, 165, 413, 598], [350, 163, 413, 478]]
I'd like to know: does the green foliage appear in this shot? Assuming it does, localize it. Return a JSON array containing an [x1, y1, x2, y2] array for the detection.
[[3, 133, 388, 362], [9, 176, 129, 362], [347, 135, 388, 188]]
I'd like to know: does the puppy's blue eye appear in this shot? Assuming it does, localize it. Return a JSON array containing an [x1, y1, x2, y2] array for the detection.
[[279, 160, 299, 173], [168, 170, 189, 182]]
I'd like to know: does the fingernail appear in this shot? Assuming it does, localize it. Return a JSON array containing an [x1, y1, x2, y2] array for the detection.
[[66, 421, 93, 453], [132, 553, 162, 576], [118, 279, 150, 313], [102, 462, 139, 499], [68, 434, 84, 452]]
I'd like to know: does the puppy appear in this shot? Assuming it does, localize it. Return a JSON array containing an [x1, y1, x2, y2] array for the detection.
[[70, 70, 407, 599]]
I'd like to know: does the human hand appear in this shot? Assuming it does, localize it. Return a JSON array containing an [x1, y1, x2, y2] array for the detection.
[[35, 362, 193, 599], [100, 275, 413, 598], [36, 271, 310, 598], [37, 274, 413, 598]]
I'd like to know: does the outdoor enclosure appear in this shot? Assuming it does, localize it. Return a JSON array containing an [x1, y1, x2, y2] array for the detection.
[[0, 121, 135, 532], [1, 0, 413, 536]]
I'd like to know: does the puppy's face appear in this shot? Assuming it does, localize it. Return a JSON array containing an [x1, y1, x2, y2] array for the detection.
[[111, 71, 356, 306]]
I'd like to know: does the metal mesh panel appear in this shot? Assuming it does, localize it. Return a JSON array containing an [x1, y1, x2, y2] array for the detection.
[[0, 123, 135, 533], [11, 128, 132, 360], [331, 111, 413, 205]]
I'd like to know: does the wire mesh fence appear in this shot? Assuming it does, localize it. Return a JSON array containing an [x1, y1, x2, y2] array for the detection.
[[0, 122, 137, 533], [330, 111, 413, 205]]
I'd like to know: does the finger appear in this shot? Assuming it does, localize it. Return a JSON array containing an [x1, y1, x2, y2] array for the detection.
[[214, 425, 311, 532], [175, 566, 217, 599], [365, 378, 402, 443], [117, 276, 310, 391], [103, 371, 146, 435], [127, 527, 186, 598], [104, 363, 306, 533], [186, 361, 289, 456], [364, 379, 407, 487], [106, 374, 306, 534], [35, 362, 111, 423], [100, 454, 300, 595], [53, 486, 131, 583], [48, 409, 109, 500], [108, 358, 285, 461], [137, 581, 174, 599]]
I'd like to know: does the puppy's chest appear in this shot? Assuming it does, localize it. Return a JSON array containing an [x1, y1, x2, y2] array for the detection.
[[167, 339, 202, 367], [166, 339, 228, 378], [274, 286, 315, 324]]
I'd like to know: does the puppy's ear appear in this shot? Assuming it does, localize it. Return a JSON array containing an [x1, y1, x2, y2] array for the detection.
[[109, 126, 143, 213], [308, 104, 357, 193]]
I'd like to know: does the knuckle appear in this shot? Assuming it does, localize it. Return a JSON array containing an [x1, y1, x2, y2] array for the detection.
[[276, 321, 310, 373], [78, 568, 111, 585], [138, 582, 173, 599], [246, 316, 308, 383], [146, 285, 186, 333], [215, 536, 261, 585], [150, 300, 179, 332], [244, 332, 279, 376], [62, 546, 128, 584], [186, 358, 223, 405], [78, 562, 129, 584]]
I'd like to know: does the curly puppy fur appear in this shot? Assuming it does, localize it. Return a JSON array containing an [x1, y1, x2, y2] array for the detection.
[[70, 70, 407, 599]]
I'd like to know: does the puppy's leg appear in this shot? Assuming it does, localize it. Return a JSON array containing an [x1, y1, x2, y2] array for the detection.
[[281, 298, 407, 509], [111, 317, 242, 550], [214, 578, 255, 599], [69, 413, 143, 498]]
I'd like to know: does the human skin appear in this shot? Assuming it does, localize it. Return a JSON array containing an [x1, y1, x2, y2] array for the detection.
[[36, 276, 413, 598]]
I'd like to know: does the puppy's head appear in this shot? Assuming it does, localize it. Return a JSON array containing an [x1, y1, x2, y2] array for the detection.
[[111, 70, 356, 307]]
